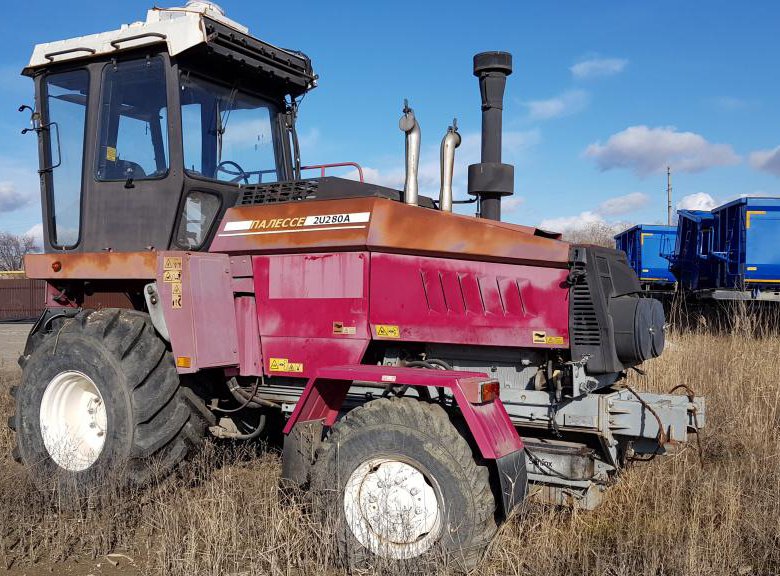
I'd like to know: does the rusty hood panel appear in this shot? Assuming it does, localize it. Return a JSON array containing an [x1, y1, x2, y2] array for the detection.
[[25, 251, 158, 280], [210, 197, 570, 267]]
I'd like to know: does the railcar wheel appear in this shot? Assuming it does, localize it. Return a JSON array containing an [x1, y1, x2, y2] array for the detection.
[[9, 309, 212, 491], [310, 397, 497, 570]]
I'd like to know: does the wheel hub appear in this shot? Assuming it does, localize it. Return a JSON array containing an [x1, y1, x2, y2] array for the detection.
[[344, 458, 440, 559], [39, 371, 107, 471]]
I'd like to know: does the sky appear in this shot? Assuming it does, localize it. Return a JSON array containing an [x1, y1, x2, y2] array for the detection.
[[0, 0, 778, 245]]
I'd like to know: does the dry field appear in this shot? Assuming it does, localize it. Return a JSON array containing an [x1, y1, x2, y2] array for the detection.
[[0, 314, 778, 576]]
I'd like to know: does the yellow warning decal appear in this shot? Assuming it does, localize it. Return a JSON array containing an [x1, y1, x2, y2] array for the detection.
[[163, 270, 182, 283], [640, 232, 654, 245], [375, 325, 400, 338], [269, 358, 304, 373], [171, 280, 183, 309], [747, 266, 758, 271], [533, 331, 565, 345], [106, 146, 117, 162], [164, 257, 182, 271], [333, 322, 357, 335]]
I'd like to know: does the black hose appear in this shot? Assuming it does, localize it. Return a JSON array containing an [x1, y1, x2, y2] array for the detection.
[[222, 414, 267, 441], [213, 377, 261, 414]]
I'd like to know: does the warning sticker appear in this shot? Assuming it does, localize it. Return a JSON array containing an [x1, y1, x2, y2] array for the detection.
[[533, 331, 565, 345], [164, 257, 182, 271], [269, 358, 304, 373], [333, 322, 357, 335], [106, 146, 117, 162], [163, 270, 182, 283], [171, 285, 182, 309], [375, 325, 400, 339]]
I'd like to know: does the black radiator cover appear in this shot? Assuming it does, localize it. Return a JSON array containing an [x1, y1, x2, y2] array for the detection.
[[568, 245, 663, 374]]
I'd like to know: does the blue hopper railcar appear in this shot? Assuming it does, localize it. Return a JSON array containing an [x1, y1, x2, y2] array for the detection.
[[709, 197, 780, 298], [614, 224, 677, 289]]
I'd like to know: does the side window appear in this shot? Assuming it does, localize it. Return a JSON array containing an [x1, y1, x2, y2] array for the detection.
[[45, 69, 89, 247], [96, 57, 169, 181], [175, 191, 221, 249]]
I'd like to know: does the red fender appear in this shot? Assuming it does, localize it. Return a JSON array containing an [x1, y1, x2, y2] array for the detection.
[[283, 364, 523, 460]]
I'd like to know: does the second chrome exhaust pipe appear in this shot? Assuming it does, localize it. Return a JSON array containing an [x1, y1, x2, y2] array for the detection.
[[439, 119, 461, 212]]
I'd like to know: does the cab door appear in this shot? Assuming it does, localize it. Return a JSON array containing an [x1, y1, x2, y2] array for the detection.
[[82, 53, 183, 252]]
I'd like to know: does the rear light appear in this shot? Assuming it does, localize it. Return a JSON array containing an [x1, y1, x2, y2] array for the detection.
[[478, 380, 500, 403]]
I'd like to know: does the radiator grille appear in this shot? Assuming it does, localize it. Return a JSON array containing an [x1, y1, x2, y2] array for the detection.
[[571, 278, 601, 346], [237, 180, 320, 206]]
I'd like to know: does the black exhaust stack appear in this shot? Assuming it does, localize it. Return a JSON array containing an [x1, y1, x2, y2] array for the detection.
[[468, 51, 514, 222]]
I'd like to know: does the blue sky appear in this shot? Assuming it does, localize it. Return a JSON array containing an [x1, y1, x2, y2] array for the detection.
[[0, 0, 778, 242]]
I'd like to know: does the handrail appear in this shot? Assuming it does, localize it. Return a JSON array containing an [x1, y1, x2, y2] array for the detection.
[[44, 47, 96, 62], [300, 162, 364, 183], [110, 32, 167, 49]]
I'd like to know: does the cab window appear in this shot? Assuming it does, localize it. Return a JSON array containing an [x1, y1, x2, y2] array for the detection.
[[96, 57, 169, 181], [180, 73, 279, 185], [44, 69, 89, 247]]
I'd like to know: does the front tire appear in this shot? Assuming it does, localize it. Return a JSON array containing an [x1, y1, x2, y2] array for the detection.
[[310, 397, 497, 570], [10, 309, 212, 489]]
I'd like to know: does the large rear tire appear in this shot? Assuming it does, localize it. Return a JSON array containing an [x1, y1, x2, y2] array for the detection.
[[310, 397, 497, 571], [9, 309, 212, 490]]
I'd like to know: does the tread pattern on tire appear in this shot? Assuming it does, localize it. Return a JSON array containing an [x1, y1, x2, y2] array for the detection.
[[311, 396, 497, 568], [11, 308, 214, 485]]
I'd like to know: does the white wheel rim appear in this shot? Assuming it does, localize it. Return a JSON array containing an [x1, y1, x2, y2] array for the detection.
[[343, 457, 441, 559], [39, 371, 107, 471]]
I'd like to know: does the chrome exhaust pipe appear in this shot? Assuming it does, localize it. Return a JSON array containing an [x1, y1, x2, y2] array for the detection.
[[439, 119, 461, 212], [399, 99, 420, 206]]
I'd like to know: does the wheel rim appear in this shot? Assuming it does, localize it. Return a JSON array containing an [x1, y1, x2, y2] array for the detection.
[[343, 457, 441, 559], [39, 371, 107, 472]]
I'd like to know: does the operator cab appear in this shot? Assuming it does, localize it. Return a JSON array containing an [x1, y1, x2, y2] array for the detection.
[[23, 2, 315, 253]]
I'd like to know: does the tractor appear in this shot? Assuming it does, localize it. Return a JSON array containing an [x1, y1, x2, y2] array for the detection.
[[10, 1, 704, 568]]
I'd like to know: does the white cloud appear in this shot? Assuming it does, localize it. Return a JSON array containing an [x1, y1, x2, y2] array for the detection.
[[0, 181, 33, 213], [525, 90, 589, 120], [24, 223, 43, 248], [503, 197, 526, 213], [677, 192, 717, 211], [570, 57, 628, 79], [539, 210, 604, 232], [538, 191, 647, 234], [749, 146, 780, 177], [597, 192, 649, 216], [584, 125, 740, 177]]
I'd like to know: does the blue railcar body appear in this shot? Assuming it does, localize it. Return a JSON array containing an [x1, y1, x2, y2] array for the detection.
[[710, 197, 780, 290], [614, 224, 677, 286]]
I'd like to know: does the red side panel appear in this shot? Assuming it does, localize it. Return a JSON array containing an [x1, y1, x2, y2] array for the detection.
[[253, 252, 370, 377], [369, 253, 570, 348]]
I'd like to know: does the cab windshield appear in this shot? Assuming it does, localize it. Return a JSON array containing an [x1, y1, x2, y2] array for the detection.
[[180, 73, 281, 185]]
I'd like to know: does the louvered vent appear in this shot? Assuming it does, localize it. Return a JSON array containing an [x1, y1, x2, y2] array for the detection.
[[237, 180, 320, 206], [571, 275, 601, 346]]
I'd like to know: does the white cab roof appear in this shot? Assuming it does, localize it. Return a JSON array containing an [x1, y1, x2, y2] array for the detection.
[[27, 3, 252, 71]]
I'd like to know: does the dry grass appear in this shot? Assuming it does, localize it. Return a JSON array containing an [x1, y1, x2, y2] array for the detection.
[[1, 315, 779, 576]]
